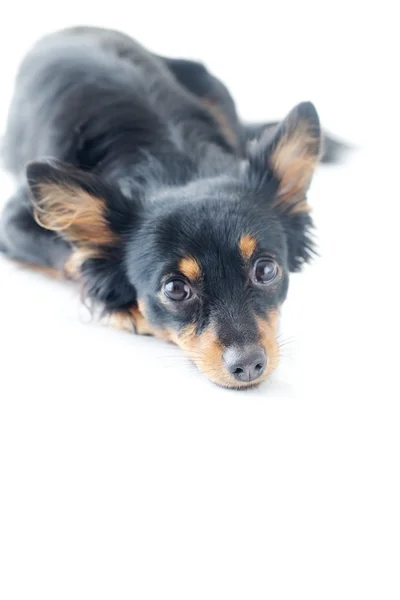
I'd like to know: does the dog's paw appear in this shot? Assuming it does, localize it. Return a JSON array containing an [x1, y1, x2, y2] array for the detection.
[[106, 306, 156, 336], [106, 306, 175, 342], [107, 309, 138, 334]]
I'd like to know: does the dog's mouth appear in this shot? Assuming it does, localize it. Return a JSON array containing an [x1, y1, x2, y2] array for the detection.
[[171, 314, 280, 389]]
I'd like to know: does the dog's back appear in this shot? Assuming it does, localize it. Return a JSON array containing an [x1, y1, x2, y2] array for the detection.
[[0, 27, 244, 277], [3, 27, 239, 183]]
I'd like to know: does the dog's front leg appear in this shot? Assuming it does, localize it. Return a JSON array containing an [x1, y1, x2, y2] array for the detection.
[[107, 305, 175, 343], [108, 306, 153, 336]]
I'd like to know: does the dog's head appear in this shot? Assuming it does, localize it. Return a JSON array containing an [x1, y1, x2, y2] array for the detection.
[[27, 102, 321, 389]]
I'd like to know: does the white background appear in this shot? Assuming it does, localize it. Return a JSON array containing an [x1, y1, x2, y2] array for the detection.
[[0, 2, 399, 599]]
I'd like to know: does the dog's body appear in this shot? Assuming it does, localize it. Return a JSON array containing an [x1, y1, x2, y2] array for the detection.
[[0, 27, 344, 388]]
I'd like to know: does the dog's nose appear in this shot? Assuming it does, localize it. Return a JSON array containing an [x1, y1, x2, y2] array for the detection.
[[223, 346, 267, 382]]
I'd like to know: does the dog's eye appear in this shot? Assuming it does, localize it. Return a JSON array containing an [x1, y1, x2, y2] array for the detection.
[[253, 258, 279, 284], [163, 278, 192, 301]]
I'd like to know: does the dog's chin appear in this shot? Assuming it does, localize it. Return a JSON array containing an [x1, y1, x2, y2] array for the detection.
[[212, 378, 265, 391]]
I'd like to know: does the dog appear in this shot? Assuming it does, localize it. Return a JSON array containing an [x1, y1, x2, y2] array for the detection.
[[0, 26, 346, 389]]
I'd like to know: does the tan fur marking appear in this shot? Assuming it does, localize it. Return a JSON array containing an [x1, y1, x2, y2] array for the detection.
[[271, 123, 320, 213], [137, 298, 147, 317], [200, 98, 239, 150], [63, 247, 100, 280], [178, 257, 201, 280], [239, 234, 257, 259], [172, 324, 234, 387], [33, 183, 117, 246], [108, 302, 173, 340], [286, 199, 311, 215], [108, 311, 137, 333], [256, 311, 280, 378]]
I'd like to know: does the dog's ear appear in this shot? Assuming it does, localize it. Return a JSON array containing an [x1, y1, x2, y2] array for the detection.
[[26, 160, 139, 311], [245, 102, 321, 271], [26, 160, 137, 246], [247, 101, 322, 214]]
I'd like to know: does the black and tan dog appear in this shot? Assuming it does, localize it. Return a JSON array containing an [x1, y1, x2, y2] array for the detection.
[[0, 27, 345, 389]]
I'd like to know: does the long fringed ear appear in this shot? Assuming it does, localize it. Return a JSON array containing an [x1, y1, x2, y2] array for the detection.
[[247, 102, 322, 214], [26, 160, 135, 246], [26, 160, 138, 311]]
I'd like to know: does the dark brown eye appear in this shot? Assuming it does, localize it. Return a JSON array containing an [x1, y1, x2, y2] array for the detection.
[[163, 278, 192, 301], [253, 258, 279, 284]]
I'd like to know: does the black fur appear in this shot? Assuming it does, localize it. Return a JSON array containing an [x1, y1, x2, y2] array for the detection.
[[0, 27, 346, 386]]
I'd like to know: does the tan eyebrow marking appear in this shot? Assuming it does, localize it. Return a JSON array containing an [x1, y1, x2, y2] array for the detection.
[[178, 256, 201, 280], [239, 234, 257, 259]]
